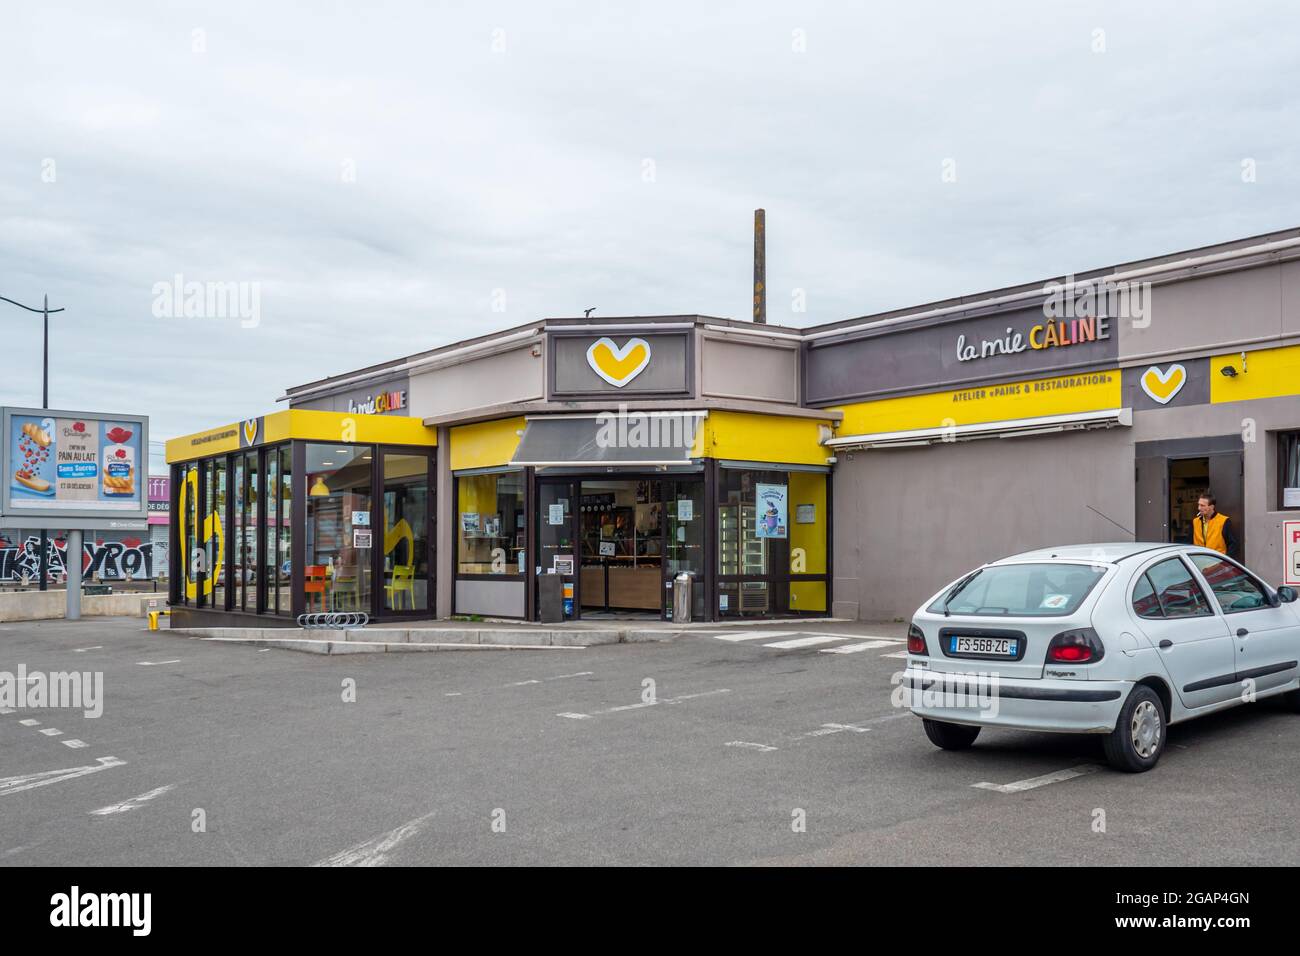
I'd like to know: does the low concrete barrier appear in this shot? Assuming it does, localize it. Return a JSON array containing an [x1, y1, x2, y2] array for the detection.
[[0, 590, 167, 623], [166, 624, 678, 653]]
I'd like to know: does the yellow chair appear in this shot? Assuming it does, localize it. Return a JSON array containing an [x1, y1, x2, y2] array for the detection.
[[386, 564, 415, 610]]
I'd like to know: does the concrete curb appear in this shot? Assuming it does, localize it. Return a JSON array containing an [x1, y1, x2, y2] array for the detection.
[[168, 625, 688, 653], [198, 636, 587, 654]]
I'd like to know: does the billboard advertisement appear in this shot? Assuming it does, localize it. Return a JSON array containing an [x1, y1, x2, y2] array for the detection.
[[1, 407, 149, 531]]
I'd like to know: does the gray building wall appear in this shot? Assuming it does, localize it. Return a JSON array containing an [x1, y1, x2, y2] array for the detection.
[[832, 427, 1135, 621], [1131, 394, 1300, 589], [700, 334, 800, 405], [410, 343, 545, 420], [1122, 259, 1300, 364]]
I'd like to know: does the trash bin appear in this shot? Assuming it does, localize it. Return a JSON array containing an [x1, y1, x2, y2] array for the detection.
[[672, 572, 693, 624], [538, 572, 565, 624]]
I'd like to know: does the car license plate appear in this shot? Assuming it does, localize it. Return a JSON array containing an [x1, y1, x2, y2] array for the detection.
[[950, 636, 1017, 657]]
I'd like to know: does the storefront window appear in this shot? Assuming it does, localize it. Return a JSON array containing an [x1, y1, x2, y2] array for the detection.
[[208, 458, 227, 610], [787, 471, 828, 614], [717, 467, 828, 617], [457, 471, 526, 575], [1281, 431, 1300, 509], [263, 447, 291, 614], [178, 462, 196, 606], [274, 446, 292, 613], [238, 451, 259, 611], [382, 451, 430, 611], [305, 443, 373, 612]]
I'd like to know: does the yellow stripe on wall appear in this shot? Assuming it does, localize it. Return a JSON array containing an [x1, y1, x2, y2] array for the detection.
[[832, 369, 1122, 436], [1210, 343, 1300, 404], [450, 416, 526, 472], [701, 411, 832, 466]]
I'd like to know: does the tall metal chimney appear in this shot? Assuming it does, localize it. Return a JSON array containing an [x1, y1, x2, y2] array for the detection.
[[752, 208, 766, 324]]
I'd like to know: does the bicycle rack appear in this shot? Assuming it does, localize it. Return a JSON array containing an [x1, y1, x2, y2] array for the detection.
[[296, 611, 370, 629]]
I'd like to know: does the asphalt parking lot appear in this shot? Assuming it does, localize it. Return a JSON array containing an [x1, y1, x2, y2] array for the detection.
[[3, 617, 1299, 866]]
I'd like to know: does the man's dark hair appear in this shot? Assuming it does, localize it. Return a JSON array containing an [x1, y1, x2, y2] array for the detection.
[[1198, 490, 1217, 506]]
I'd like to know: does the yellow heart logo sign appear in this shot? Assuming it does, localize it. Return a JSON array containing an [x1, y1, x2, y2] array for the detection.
[[243, 418, 259, 444], [1140, 364, 1186, 404], [586, 337, 651, 388]]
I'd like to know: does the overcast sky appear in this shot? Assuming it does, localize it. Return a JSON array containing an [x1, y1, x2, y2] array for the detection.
[[3, 1, 1298, 454]]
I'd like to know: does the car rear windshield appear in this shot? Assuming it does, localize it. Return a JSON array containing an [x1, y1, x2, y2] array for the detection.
[[926, 563, 1107, 617]]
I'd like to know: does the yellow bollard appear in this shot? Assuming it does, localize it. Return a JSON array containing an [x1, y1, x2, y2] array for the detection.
[[147, 609, 169, 631]]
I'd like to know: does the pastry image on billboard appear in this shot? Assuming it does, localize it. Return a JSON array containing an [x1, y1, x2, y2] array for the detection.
[[11, 415, 56, 498], [102, 425, 136, 497], [22, 422, 52, 447]]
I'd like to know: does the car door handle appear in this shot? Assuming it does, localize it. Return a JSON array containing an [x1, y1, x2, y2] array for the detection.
[[1159, 639, 1173, 649], [1236, 628, 1249, 637]]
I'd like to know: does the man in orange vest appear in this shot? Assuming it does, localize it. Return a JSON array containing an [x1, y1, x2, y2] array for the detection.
[[1193, 491, 1239, 559]]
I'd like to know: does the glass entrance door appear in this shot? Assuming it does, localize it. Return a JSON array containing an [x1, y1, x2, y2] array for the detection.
[[578, 479, 663, 618], [663, 478, 705, 620], [536, 479, 578, 619]]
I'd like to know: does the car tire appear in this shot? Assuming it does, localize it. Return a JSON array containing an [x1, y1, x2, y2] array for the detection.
[[922, 718, 980, 750], [1103, 684, 1166, 773], [1281, 687, 1300, 712]]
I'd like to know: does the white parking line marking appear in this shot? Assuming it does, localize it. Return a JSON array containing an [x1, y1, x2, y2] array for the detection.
[[89, 784, 176, 816], [711, 631, 799, 642], [18, 719, 40, 727], [137, 660, 181, 666], [62, 739, 88, 749], [444, 692, 462, 697], [819, 640, 899, 654], [603, 688, 731, 713], [72, 646, 103, 653], [558, 688, 731, 720], [509, 679, 541, 686], [0, 757, 126, 796], [313, 811, 437, 867], [809, 722, 871, 735], [764, 635, 847, 649], [39, 728, 63, 737], [725, 740, 778, 752], [972, 765, 1100, 794], [0, 708, 14, 715], [882, 651, 909, 659]]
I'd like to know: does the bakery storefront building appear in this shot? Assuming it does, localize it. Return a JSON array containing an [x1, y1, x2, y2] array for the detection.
[[166, 316, 835, 625], [167, 229, 1300, 625]]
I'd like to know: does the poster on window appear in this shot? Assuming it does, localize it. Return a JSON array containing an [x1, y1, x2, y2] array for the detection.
[[754, 482, 788, 539]]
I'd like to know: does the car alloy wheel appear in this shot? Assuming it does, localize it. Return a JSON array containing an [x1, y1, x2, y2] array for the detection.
[[1130, 699, 1162, 759], [1103, 684, 1167, 772]]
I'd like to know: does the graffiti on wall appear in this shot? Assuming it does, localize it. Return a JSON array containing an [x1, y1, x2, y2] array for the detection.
[[0, 532, 155, 583]]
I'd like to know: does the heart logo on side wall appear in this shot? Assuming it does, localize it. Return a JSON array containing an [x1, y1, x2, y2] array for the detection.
[[1140, 364, 1187, 404], [586, 337, 651, 388], [243, 419, 259, 444]]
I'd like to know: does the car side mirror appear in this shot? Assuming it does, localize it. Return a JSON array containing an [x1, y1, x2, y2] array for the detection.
[[1277, 586, 1299, 604]]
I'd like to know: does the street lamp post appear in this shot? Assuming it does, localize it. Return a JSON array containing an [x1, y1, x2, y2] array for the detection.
[[0, 293, 65, 591]]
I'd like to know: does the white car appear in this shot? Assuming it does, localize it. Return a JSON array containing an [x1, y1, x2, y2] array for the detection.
[[902, 543, 1300, 772]]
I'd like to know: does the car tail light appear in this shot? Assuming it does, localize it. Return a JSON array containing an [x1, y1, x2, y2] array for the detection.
[[1046, 627, 1105, 664], [907, 623, 929, 655]]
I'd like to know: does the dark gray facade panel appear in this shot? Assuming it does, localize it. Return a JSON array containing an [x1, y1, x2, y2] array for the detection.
[[289, 376, 411, 414], [549, 332, 692, 398], [511, 417, 697, 465], [1122, 358, 1209, 412], [804, 305, 1119, 405]]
